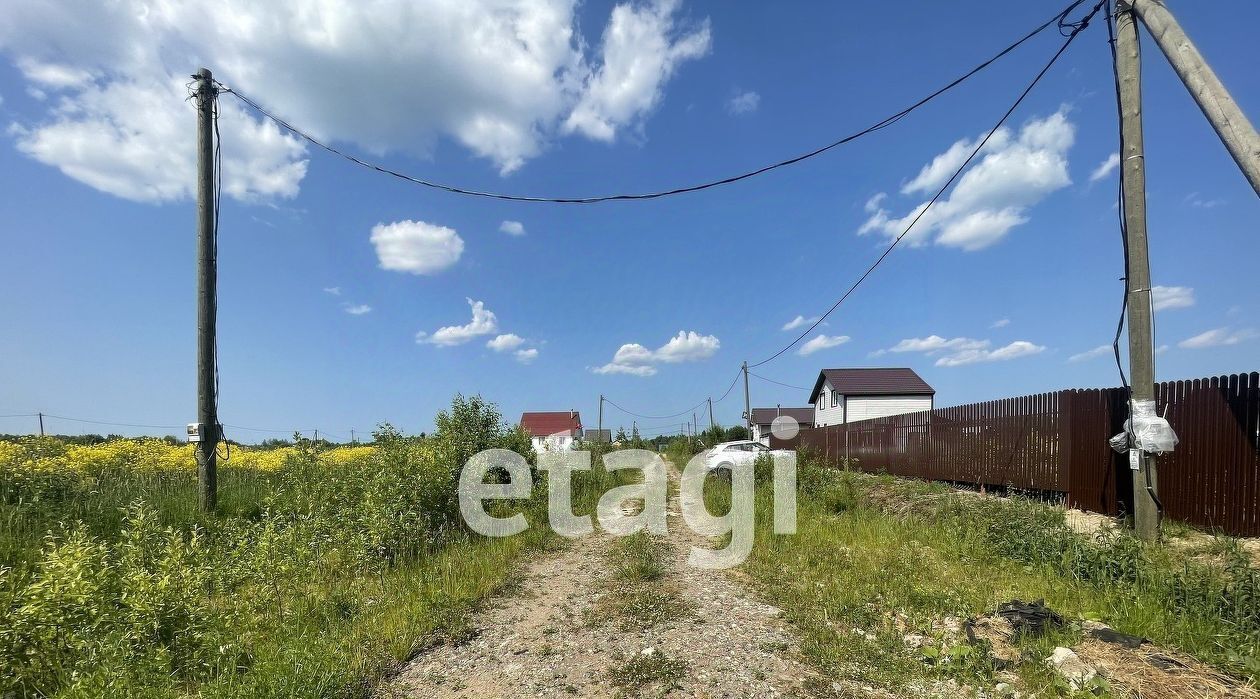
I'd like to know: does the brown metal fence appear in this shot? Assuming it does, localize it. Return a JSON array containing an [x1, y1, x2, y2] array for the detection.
[[799, 372, 1260, 536]]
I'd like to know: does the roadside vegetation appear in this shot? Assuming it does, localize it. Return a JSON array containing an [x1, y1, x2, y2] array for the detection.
[[726, 451, 1260, 696], [0, 395, 624, 698]]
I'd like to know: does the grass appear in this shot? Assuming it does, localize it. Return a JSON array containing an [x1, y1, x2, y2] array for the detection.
[[0, 410, 634, 698], [589, 532, 692, 632], [711, 457, 1260, 697], [609, 649, 687, 694]]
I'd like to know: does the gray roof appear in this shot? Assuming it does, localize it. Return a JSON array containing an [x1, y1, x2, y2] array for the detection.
[[809, 368, 934, 404], [749, 407, 815, 426]]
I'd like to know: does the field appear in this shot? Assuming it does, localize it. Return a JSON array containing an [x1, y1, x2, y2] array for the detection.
[[728, 451, 1260, 696], [0, 396, 624, 698]]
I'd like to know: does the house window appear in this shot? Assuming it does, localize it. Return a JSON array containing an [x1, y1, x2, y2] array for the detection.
[[831, 390, 839, 408]]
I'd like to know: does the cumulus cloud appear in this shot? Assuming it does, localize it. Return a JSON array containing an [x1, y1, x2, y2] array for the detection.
[[798, 335, 850, 356], [564, 0, 711, 141], [487, 333, 526, 352], [990, 318, 1010, 328], [323, 287, 341, 296], [727, 90, 759, 114], [1, 0, 710, 199], [1089, 152, 1120, 182], [593, 329, 719, 376], [781, 315, 820, 331], [417, 298, 498, 347], [882, 334, 1045, 367], [858, 109, 1074, 251], [371, 220, 464, 275], [1151, 285, 1195, 312], [1178, 327, 1257, 349], [514, 348, 540, 364], [342, 304, 372, 316], [1068, 344, 1111, 362], [499, 220, 526, 236]]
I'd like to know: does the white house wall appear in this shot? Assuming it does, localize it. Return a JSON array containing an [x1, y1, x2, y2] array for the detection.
[[814, 379, 846, 427], [846, 395, 933, 422]]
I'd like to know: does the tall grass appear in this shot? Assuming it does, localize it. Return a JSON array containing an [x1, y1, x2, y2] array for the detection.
[[0, 396, 632, 698], [728, 454, 1260, 692]]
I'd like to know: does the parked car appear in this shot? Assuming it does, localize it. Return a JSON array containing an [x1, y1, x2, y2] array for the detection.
[[703, 440, 792, 472]]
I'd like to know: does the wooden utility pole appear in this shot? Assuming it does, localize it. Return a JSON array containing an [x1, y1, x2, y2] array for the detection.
[[708, 397, 714, 430], [597, 394, 603, 439], [194, 67, 219, 513], [1130, 0, 1260, 196], [1115, 4, 1160, 542], [37, 412, 44, 437], [742, 361, 752, 434]]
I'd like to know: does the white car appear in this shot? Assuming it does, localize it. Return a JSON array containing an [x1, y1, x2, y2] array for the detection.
[[703, 440, 792, 472]]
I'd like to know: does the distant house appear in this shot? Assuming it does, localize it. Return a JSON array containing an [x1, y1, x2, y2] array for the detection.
[[808, 368, 934, 427], [520, 411, 583, 454], [749, 407, 815, 446]]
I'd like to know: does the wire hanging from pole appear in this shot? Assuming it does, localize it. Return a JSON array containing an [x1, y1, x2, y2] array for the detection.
[[749, 0, 1107, 370], [215, 0, 1086, 205]]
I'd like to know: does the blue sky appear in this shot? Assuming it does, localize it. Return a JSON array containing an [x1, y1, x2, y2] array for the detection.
[[1, 1, 1256, 440]]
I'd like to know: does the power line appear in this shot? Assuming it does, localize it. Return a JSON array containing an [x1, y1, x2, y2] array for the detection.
[[40, 414, 185, 430], [218, 0, 1086, 205], [750, 372, 811, 391], [602, 396, 708, 421], [750, 0, 1106, 369]]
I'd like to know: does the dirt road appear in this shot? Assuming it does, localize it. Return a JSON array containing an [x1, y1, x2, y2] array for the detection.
[[389, 463, 822, 698]]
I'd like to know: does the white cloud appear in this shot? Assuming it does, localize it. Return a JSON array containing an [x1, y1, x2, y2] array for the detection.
[[990, 318, 1010, 328], [499, 220, 526, 236], [593, 329, 718, 376], [564, 0, 711, 142], [863, 192, 887, 213], [323, 287, 341, 296], [1068, 345, 1111, 362], [10, 76, 307, 203], [1088, 152, 1120, 182], [1, 0, 710, 198], [514, 348, 539, 364], [371, 220, 464, 275], [781, 314, 820, 331], [1151, 285, 1195, 312], [797, 334, 850, 356], [653, 330, 720, 363], [858, 109, 1074, 251], [487, 333, 526, 352], [881, 334, 1044, 367], [1185, 192, 1224, 209], [887, 335, 989, 354], [935, 340, 1045, 367], [343, 304, 372, 315], [417, 298, 498, 347], [1177, 327, 1257, 349], [727, 90, 759, 115]]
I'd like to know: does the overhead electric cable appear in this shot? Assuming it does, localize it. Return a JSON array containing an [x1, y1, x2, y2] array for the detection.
[[218, 0, 1085, 205], [750, 0, 1106, 369], [750, 373, 811, 391]]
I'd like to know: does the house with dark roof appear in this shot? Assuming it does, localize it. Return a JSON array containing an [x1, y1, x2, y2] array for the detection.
[[749, 407, 815, 446], [807, 368, 934, 427], [519, 410, 582, 454]]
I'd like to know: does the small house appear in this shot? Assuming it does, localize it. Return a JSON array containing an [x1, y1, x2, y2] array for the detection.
[[808, 368, 934, 427], [520, 410, 583, 454], [749, 407, 815, 446]]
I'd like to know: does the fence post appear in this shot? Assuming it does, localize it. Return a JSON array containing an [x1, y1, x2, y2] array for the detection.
[[1059, 390, 1074, 506]]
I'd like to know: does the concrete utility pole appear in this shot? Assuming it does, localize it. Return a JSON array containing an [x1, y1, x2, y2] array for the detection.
[[742, 361, 752, 434], [38, 412, 44, 437], [708, 397, 714, 430], [598, 394, 603, 439], [1115, 4, 1160, 542], [1130, 0, 1260, 196], [194, 67, 219, 513]]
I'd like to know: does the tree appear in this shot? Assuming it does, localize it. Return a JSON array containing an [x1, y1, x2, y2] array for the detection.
[[724, 425, 749, 441], [614, 427, 629, 443]]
